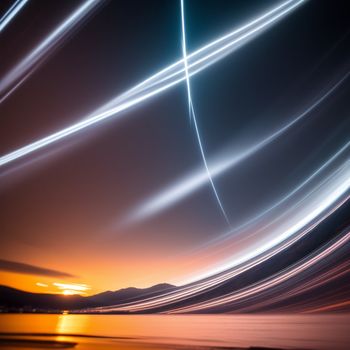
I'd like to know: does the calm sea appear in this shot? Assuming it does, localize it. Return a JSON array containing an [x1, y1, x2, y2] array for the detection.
[[0, 314, 349, 349]]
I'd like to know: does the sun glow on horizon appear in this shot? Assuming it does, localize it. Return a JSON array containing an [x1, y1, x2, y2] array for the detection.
[[62, 289, 81, 296], [51, 282, 91, 295]]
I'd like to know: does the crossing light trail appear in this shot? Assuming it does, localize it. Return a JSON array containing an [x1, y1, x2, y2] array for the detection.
[[123, 71, 349, 226], [180, 0, 230, 225], [0, 0, 101, 104], [0, 0, 305, 168], [0, 0, 28, 33]]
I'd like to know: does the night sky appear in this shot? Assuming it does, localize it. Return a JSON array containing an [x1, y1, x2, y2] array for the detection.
[[0, 0, 349, 299]]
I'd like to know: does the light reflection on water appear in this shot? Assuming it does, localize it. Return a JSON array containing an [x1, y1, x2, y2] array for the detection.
[[0, 314, 349, 349]]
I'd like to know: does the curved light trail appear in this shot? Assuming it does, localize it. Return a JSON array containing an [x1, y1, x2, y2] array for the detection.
[[167, 231, 350, 314], [124, 72, 349, 226], [0, 0, 28, 34], [80, 153, 350, 314], [198, 140, 350, 251], [86, 191, 350, 313], [180, 0, 230, 225], [0, 0, 101, 104], [0, 0, 305, 168], [2, 0, 349, 316]]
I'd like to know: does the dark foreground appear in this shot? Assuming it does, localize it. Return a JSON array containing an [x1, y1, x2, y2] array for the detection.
[[0, 314, 349, 350]]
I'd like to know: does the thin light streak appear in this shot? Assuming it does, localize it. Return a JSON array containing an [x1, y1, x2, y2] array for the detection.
[[84, 166, 350, 313], [242, 261, 350, 313], [180, 0, 192, 122], [0, 0, 28, 33], [0, 0, 100, 103], [205, 139, 350, 247], [169, 232, 350, 313], [180, 0, 230, 225], [125, 72, 349, 225], [125, 0, 303, 95], [0, 0, 305, 167], [190, 163, 350, 282]]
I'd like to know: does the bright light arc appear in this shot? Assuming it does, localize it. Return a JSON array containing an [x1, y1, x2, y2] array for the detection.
[[0, 0, 28, 34], [0, 0, 305, 168], [180, 0, 230, 225]]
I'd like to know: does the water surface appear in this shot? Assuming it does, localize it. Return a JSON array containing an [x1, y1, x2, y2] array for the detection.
[[0, 314, 349, 349]]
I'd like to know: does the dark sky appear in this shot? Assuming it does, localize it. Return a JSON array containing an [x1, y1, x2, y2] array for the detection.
[[0, 0, 349, 295]]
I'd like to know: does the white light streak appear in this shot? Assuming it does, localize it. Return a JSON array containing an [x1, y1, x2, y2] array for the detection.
[[180, 0, 230, 225], [125, 73, 349, 225], [0, 0, 28, 33], [0, 0, 305, 167], [0, 0, 100, 103], [86, 167, 350, 313]]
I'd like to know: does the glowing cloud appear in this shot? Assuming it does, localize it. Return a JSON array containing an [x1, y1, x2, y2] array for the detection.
[[35, 282, 48, 287], [53, 282, 91, 295]]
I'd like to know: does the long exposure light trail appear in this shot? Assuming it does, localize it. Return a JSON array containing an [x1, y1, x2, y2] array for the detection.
[[124, 0, 304, 96], [203, 140, 350, 248], [0, 0, 28, 33], [239, 260, 350, 313], [180, 0, 230, 225], [0, 0, 305, 168], [168, 231, 350, 313], [0, 0, 100, 104], [85, 162, 350, 313], [125, 72, 349, 225], [2, 0, 350, 318], [192, 163, 350, 279], [91, 200, 350, 313]]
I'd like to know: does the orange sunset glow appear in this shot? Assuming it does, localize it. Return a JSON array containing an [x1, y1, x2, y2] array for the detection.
[[1, 1, 350, 349], [0, 244, 236, 296]]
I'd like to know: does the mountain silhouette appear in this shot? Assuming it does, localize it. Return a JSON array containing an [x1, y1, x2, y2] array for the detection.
[[0, 283, 176, 311], [1, 200, 350, 314]]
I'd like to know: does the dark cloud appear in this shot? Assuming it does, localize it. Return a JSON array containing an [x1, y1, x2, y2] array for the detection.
[[0, 259, 75, 278]]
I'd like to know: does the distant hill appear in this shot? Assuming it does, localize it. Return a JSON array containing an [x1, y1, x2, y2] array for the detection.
[[0, 283, 177, 312], [88, 283, 176, 306], [2, 199, 350, 314]]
